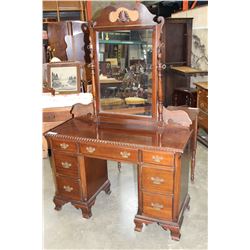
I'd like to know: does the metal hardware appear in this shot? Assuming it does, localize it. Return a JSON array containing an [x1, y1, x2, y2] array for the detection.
[[60, 143, 69, 149], [152, 155, 163, 163], [151, 202, 163, 210], [150, 176, 164, 185], [120, 151, 131, 158], [63, 185, 73, 192], [86, 146, 96, 153], [61, 162, 71, 169]]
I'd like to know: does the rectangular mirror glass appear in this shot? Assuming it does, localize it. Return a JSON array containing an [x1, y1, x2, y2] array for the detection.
[[98, 29, 153, 116]]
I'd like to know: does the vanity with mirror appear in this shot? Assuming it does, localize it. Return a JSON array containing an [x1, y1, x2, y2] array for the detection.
[[45, 3, 193, 241]]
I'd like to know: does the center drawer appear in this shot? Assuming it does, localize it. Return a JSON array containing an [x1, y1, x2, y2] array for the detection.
[[79, 143, 138, 162], [142, 166, 174, 194], [54, 153, 79, 177]]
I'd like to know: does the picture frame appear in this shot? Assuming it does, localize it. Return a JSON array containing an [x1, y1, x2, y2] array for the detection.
[[47, 62, 81, 94]]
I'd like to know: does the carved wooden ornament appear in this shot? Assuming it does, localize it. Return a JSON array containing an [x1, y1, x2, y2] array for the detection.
[[163, 108, 192, 127], [109, 7, 139, 23]]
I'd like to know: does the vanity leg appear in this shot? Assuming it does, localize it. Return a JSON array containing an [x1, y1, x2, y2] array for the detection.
[[117, 162, 121, 172], [170, 228, 181, 241], [53, 197, 68, 211], [104, 181, 111, 195], [161, 225, 181, 241], [191, 150, 196, 183], [72, 203, 93, 219], [191, 117, 198, 183], [134, 219, 144, 232]]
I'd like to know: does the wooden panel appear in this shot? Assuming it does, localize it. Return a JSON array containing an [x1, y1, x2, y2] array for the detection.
[[54, 153, 79, 177], [52, 139, 77, 152], [142, 150, 174, 166], [56, 176, 81, 200], [165, 22, 186, 64], [79, 143, 138, 163], [83, 157, 108, 199], [47, 22, 68, 61], [43, 110, 72, 123], [58, 1, 81, 11], [142, 192, 173, 220], [197, 89, 208, 113], [142, 166, 174, 194], [198, 111, 208, 132], [43, 1, 58, 11]]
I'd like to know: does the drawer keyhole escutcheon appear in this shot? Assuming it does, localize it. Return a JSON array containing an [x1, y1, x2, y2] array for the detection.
[[60, 143, 69, 149], [120, 151, 131, 158], [61, 162, 71, 169], [63, 185, 73, 192], [151, 176, 164, 185], [151, 202, 163, 210], [152, 155, 163, 163], [86, 146, 96, 153]]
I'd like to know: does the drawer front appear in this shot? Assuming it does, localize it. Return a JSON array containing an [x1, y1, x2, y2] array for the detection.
[[56, 176, 81, 200], [142, 166, 174, 194], [142, 150, 174, 166], [198, 90, 208, 113], [79, 143, 138, 162], [54, 153, 79, 177], [142, 192, 172, 220], [52, 139, 77, 152], [198, 111, 208, 131]]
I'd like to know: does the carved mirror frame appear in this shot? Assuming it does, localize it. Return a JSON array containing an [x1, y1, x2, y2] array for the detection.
[[89, 3, 164, 125]]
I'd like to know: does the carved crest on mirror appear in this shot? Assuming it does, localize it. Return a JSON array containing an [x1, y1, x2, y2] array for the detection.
[[109, 7, 139, 23], [89, 3, 164, 125]]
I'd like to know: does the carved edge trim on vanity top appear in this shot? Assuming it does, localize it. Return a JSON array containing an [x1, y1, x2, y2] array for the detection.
[[45, 133, 189, 153]]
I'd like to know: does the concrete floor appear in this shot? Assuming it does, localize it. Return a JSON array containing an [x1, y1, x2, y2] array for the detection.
[[43, 143, 207, 249]]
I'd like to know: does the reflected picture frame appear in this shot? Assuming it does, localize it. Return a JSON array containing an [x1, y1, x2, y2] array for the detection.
[[47, 62, 81, 94]]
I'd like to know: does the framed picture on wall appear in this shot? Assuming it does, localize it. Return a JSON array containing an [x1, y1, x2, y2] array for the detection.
[[47, 62, 81, 94]]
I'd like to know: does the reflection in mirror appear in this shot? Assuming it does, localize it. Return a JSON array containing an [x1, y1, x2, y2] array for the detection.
[[98, 29, 153, 116]]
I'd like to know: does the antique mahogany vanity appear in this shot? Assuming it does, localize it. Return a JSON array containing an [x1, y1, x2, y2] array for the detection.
[[45, 3, 194, 241]]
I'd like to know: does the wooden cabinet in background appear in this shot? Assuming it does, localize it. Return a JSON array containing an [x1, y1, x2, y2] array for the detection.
[[161, 18, 207, 106], [172, 87, 197, 107], [195, 82, 208, 146], [161, 18, 193, 106]]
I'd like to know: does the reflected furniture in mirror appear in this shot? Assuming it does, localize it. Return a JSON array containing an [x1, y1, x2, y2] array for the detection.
[[45, 3, 195, 241]]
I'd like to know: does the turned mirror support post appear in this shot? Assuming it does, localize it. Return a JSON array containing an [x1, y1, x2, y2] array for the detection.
[[156, 16, 165, 125], [88, 21, 97, 118]]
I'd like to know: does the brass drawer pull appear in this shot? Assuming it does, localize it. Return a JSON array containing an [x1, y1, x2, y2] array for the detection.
[[151, 202, 163, 210], [61, 162, 71, 169], [152, 155, 163, 163], [120, 151, 131, 158], [60, 143, 69, 149], [63, 185, 73, 192], [86, 146, 96, 153], [150, 176, 164, 185]]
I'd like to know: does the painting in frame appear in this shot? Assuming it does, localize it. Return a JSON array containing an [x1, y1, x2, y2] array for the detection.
[[47, 62, 81, 94]]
